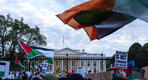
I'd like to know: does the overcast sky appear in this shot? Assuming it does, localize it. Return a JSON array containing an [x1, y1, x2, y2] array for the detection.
[[1, 0, 148, 56]]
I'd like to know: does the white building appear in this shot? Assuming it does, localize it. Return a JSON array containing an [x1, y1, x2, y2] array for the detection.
[[54, 47, 109, 73]]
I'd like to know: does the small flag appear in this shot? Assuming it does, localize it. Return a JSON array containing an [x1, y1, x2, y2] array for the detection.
[[18, 40, 55, 69], [47, 65, 53, 70], [18, 41, 42, 58], [29, 46, 55, 65], [15, 56, 25, 69]]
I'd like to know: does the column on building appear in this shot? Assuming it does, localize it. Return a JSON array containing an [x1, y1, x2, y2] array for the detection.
[[90, 59, 94, 73], [103, 60, 106, 71], [61, 59, 63, 71], [84, 59, 87, 68], [97, 60, 101, 72], [78, 57, 81, 68], [70, 59, 72, 72]]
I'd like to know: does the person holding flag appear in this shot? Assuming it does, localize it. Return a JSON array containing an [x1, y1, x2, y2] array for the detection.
[[15, 55, 25, 69], [18, 40, 55, 74]]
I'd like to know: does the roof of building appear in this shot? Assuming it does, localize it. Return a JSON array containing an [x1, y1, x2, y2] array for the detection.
[[55, 47, 81, 54], [55, 47, 105, 56]]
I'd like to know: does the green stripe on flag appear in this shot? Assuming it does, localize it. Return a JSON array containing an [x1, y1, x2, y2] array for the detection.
[[74, 10, 113, 26], [27, 49, 42, 58], [48, 57, 54, 64], [17, 63, 25, 69], [0, 71, 5, 77]]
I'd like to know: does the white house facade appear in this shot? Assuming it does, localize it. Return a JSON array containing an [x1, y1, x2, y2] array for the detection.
[[54, 48, 109, 73]]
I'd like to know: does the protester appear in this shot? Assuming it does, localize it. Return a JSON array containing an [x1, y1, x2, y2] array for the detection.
[[85, 78, 92, 80], [67, 73, 85, 80], [32, 77, 40, 80], [67, 70, 74, 76], [58, 77, 68, 80], [22, 72, 28, 80], [29, 70, 35, 80], [58, 70, 66, 78], [43, 73, 58, 80]]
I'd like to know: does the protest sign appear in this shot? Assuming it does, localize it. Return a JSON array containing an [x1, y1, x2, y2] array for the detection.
[[0, 61, 10, 79], [115, 51, 128, 69]]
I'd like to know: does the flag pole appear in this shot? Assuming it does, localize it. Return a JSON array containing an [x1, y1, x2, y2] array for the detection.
[[63, 35, 65, 48]]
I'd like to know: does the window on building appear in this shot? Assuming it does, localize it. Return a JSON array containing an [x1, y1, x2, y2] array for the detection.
[[72, 60, 75, 66], [94, 61, 96, 66], [63, 60, 67, 67], [81, 61, 84, 66], [88, 61, 90, 66], [55, 61, 59, 66]]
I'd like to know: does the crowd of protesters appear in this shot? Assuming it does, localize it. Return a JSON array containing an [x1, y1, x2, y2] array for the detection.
[[0, 69, 92, 80]]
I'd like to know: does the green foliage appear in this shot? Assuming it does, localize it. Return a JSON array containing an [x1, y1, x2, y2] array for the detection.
[[137, 43, 148, 68], [107, 55, 115, 68], [43, 74, 58, 80], [128, 42, 148, 68], [54, 66, 61, 76], [0, 14, 47, 70], [128, 42, 142, 60], [128, 42, 142, 67], [109, 42, 148, 68]]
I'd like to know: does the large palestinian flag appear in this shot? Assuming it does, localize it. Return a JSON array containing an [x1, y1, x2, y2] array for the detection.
[[18, 40, 55, 64], [57, 0, 148, 40], [30, 46, 55, 64]]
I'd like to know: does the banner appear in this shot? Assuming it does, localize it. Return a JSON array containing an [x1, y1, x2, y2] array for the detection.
[[77, 67, 88, 77], [0, 61, 10, 79], [115, 51, 128, 69]]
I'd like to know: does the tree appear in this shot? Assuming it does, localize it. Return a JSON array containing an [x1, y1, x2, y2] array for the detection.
[[107, 54, 115, 68], [128, 42, 142, 67], [137, 43, 148, 68], [128, 42, 142, 60], [0, 15, 12, 57], [0, 14, 47, 70]]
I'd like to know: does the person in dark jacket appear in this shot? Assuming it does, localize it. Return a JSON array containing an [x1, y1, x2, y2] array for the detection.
[[67, 73, 85, 80]]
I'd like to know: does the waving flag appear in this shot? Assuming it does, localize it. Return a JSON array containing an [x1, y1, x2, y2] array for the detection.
[[18, 41, 55, 65], [75, 11, 135, 40], [15, 55, 25, 69], [18, 41, 42, 58], [30, 46, 55, 65], [57, 0, 148, 40]]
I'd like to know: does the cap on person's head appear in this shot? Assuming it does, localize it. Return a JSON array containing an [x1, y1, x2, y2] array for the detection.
[[67, 73, 85, 80]]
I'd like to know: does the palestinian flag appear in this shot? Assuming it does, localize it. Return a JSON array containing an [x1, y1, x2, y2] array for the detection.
[[18, 41, 55, 64], [18, 41, 42, 58], [30, 46, 55, 65], [15, 55, 25, 69], [57, 0, 148, 40], [47, 65, 53, 70]]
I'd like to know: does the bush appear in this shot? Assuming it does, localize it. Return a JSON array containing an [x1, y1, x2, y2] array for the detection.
[[43, 73, 58, 80]]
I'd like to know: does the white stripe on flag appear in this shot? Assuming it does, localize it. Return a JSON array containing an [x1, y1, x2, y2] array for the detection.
[[113, 0, 148, 22], [95, 13, 135, 28], [35, 49, 55, 58]]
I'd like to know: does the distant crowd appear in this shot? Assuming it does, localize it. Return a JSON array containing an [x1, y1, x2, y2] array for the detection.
[[0, 68, 92, 80], [0, 72, 92, 80]]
